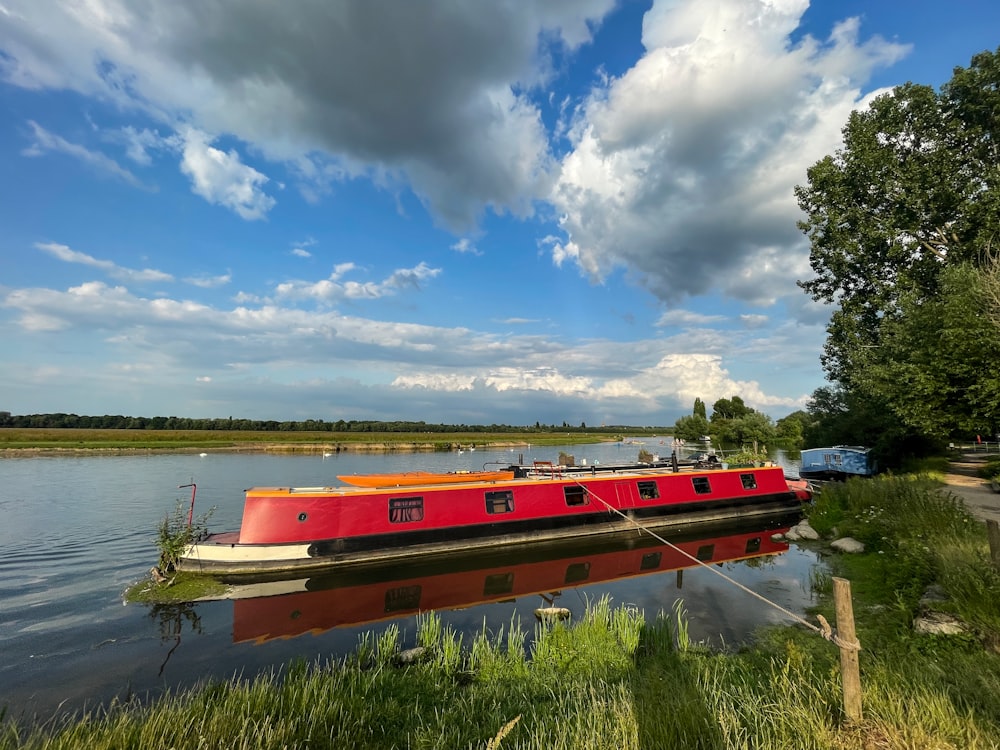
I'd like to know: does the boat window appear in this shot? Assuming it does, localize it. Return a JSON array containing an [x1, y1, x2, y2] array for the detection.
[[384, 585, 421, 612], [483, 572, 514, 596], [640, 551, 662, 570], [745, 537, 762, 554], [485, 489, 514, 514], [565, 562, 591, 583], [696, 544, 714, 561], [388, 496, 424, 523], [564, 485, 589, 506], [740, 473, 757, 490], [691, 477, 712, 495], [637, 481, 659, 500]]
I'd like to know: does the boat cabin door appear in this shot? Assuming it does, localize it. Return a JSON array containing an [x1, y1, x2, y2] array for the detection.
[[613, 481, 637, 510]]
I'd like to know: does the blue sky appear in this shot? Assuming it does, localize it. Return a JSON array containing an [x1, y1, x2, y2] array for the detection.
[[1, 0, 997, 426]]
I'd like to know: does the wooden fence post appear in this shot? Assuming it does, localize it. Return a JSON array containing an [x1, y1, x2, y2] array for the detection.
[[833, 577, 863, 723], [987, 520, 1000, 571]]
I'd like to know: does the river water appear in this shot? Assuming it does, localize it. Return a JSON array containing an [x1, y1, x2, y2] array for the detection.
[[0, 441, 819, 723]]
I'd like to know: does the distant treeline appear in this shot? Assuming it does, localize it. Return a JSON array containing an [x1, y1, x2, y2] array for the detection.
[[0, 412, 654, 434]]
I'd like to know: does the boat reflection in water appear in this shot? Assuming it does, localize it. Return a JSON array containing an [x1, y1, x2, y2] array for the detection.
[[220, 511, 802, 645]]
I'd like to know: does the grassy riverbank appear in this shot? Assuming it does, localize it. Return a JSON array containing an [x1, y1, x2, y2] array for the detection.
[[0, 428, 637, 453], [4, 473, 1000, 748]]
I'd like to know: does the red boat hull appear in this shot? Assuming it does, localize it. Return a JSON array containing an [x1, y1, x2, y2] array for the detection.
[[179, 465, 809, 574], [237, 466, 803, 545]]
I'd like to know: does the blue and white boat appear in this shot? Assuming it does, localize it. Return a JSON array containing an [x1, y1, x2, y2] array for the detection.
[[798, 446, 875, 481]]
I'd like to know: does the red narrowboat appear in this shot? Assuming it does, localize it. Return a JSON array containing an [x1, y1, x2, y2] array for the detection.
[[177, 461, 810, 575]]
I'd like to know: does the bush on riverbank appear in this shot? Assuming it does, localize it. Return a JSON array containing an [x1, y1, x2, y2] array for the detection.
[[5, 476, 1000, 748]]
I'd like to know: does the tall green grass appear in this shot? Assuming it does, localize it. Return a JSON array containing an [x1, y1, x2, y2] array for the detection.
[[6, 602, 1000, 747], [806, 476, 1000, 634]]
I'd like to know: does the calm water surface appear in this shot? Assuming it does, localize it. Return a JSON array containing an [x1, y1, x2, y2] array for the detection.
[[0, 442, 818, 722]]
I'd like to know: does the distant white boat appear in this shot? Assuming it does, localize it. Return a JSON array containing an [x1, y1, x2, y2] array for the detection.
[[199, 453, 208, 457]]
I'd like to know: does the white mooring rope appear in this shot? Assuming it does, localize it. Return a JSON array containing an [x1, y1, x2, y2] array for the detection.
[[577, 478, 861, 652]]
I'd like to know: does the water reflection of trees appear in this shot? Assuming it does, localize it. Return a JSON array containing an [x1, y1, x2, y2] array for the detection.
[[148, 602, 203, 676], [737, 553, 779, 570]]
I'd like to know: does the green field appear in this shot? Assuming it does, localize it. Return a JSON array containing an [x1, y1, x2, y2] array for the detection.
[[0, 428, 640, 452]]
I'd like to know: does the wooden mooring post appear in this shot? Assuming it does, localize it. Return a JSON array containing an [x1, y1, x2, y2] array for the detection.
[[833, 577, 863, 723], [987, 520, 1000, 571]]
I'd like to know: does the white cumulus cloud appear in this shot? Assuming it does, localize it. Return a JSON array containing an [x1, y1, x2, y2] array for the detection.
[[179, 128, 276, 220], [0, 0, 617, 229], [548, 0, 910, 313]]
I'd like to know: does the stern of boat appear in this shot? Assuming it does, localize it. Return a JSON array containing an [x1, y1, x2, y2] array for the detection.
[[786, 478, 812, 502]]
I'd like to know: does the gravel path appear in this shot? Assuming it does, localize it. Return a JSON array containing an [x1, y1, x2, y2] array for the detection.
[[941, 453, 1000, 524]]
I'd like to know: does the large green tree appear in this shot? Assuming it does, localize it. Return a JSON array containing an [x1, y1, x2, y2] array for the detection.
[[854, 264, 1000, 438], [693, 398, 707, 420], [714, 411, 776, 448], [672, 413, 710, 441], [796, 47, 1000, 443], [775, 410, 810, 448], [673, 399, 709, 441], [710, 396, 752, 423], [984, 250, 1000, 332], [704, 396, 776, 448]]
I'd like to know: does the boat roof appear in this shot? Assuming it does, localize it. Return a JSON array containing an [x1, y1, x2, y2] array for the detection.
[[246, 463, 786, 494], [802, 445, 869, 453]]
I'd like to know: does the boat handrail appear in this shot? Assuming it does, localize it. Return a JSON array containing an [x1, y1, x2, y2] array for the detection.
[[531, 460, 562, 479]]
